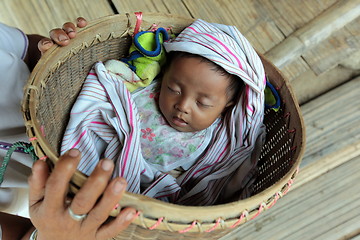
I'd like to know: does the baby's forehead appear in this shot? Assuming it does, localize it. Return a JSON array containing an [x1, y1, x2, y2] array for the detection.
[[170, 54, 224, 72]]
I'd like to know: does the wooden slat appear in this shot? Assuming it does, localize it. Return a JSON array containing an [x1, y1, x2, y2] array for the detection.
[[158, 0, 193, 17], [220, 155, 360, 240], [0, 0, 114, 35], [271, 7, 360, 103], [302, 18, 360, 75], [293, 76, 360, 190], [290, 64, 357, 104], [111, 0, 167, 13], [182, 0, 285, 53], [263, 0, 337, 36], [351, 234, 360, 240], [111, 0, 192, 18], [279, 58, 310, 82], [265, 0, 360, 68]]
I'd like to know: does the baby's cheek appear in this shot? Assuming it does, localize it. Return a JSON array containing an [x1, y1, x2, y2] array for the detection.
[[158, 95, 171, 118]]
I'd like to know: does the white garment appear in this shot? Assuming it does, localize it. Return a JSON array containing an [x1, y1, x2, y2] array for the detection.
[[0, 23, 31, 218], [132, 81, 214, 173]]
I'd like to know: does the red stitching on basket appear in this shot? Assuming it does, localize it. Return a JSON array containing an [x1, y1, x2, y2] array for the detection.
[[38, 156, 47, 161], [205, 218, 222, 232], [268, 192, 281, 209], [230, 211, 248, 228], [283, 179, 294, 195], [283, 112, 290, 118], [150, 24, 159, 32], [40, 125, 46, 136], [178, 220, 197, 233], [251, 202, 266, 220], [135, 211, 141, 218], [113, 203, 119, 210], [149, 24, 172, 32], [149, 217, 164, 230], [29, 137, 37, 141], [287, 128, 296, 133], [133, 12, 143, 36]]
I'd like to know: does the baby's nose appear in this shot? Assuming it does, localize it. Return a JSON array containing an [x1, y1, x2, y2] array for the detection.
[[175, 99, 190, 114]]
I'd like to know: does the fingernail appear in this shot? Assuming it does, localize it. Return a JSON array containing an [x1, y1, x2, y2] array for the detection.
[[66, 27, 74, 33], [101, 159, 113, 171], [42, 40, 52, 45], [113, 179, 125, 194], [68, 148, 80, 157], [58, 34, 68, 41], [125, 210, 136, 221]]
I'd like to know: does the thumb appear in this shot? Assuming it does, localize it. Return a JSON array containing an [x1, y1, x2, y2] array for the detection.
[[37, 37, 54, 55]]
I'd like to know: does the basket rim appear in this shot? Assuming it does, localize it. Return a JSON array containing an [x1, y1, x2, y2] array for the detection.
[[22, 13, 305, 233]]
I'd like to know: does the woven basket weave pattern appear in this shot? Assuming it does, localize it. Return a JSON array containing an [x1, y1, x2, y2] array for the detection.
[[23, 13, 304, 239]]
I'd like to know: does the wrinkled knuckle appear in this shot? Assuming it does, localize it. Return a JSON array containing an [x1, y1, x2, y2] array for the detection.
[[92, 213, 105, 224], [72, 195, 87, 211], [95, 175, 109, 185], [89, 171, 109, 186], [45, 175, 58, 187]]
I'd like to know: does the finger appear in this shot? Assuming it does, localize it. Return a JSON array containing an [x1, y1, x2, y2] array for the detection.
[[28, 160, 50, 206], [43, 149, 81, 209], [49, 28, 70, 46], [96, 207, 137, 240], [76, 17, 87, 28], [84, 177, 127, 228], [69, 158, 114, 216], [62, 22, 77, 39], [38, 37, 54, 55]]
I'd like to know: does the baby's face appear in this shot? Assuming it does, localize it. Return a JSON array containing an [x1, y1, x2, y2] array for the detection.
[[159, 56, 232, 132]]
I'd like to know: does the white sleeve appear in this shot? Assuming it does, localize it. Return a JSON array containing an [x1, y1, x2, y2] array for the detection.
[[0, 23, 30, 131], [0, 23, 31, 218], [0, 23, 29, 59]]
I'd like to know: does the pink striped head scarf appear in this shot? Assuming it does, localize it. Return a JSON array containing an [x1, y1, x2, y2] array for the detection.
[[163, 19, 266, 204]]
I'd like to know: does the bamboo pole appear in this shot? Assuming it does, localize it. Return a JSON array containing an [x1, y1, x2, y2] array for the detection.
[[265, 0, 360, 68]]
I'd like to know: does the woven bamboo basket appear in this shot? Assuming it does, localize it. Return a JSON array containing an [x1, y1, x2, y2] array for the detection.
[[22, 13, 305, 239]]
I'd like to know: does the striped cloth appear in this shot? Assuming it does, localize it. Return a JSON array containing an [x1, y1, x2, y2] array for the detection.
[[61, 19, 266, 205]]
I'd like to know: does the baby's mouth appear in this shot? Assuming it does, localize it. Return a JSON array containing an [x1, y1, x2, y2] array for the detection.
[[171, 116, 188, 127]]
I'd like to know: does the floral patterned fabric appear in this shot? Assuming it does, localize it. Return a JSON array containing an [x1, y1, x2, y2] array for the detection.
[[133, 81, 215, 172]]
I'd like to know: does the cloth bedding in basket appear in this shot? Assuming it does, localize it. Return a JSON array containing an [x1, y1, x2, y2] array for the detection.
[[60, 18, 272, 206]]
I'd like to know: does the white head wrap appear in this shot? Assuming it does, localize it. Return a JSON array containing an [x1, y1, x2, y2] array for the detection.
[[163, 19, 266, 204]]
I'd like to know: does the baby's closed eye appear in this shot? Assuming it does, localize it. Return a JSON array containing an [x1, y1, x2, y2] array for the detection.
[[196, 101, 213, 108], [167, 86, 180, 95]]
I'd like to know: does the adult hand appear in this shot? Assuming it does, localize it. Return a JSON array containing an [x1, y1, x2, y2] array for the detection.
[[25, 17, 88, 71], [38, 17, 88, 54], [28, 149, 136, 240]]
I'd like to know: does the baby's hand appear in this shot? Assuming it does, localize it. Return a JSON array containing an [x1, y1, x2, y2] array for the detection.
[[38, 17, 88, 54]]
